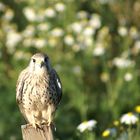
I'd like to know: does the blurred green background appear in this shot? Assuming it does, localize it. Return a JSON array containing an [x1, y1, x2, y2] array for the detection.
[[1, 0, 140, 139]]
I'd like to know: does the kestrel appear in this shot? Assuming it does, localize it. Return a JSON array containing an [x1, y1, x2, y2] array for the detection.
[[16, 53, 62, 129]]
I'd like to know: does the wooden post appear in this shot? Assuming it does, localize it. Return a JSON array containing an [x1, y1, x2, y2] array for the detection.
[[21, 124, 54, 140]]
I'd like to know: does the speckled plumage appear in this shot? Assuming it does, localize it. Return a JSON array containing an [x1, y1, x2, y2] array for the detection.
[[16, 53, 62, 128]]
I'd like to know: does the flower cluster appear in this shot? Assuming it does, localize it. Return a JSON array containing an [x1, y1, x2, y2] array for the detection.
[[77, 106, 140, 139], [102, 107, 140, 139]]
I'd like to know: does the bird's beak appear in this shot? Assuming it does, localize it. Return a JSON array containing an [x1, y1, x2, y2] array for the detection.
[[40, 61, 44, 68], [36, 60, 44, 68]]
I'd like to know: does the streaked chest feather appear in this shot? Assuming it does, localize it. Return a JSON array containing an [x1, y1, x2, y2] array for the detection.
[[22, 74, 51, 110]]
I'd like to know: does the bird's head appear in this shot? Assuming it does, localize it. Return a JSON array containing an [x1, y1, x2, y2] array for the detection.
[[29, 53, 51, 74]]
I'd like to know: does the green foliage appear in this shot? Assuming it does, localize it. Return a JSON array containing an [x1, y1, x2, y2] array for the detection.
[[0, 0, 140, 139]]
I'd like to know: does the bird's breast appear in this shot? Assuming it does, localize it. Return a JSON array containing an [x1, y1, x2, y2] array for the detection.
[[22, 74, 50, 110]]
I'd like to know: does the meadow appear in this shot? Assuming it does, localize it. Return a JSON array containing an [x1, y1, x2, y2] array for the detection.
[[0, 0, 140, 139]]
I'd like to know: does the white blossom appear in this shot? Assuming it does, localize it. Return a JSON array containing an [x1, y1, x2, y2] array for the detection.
[[55, 3, 65, 12], [45, 7, 56, 18], [23, 38, 33, 47], [23, 7, 36, 22], [3, 8, 14, 21], [120, 112, 138, 125], [14, 51, 30, 60], [51, 28, 64, 37], [14, 51, 26, 60], [6, 30, 22, 49], [133, 40, 140, 54], [77, 120, 97, 133], [77, 11, 88, 19], [22, 25, 35, 37], [113, 57, 135, 68], [83, 26, 95, 36], [48, 37, 58, 47], [129, 27, 138, 39], [71, 22, 82, 34], [37, 23, 50, 31], [124, 73, 133, 82], [100, 72, 109, 82], [89, 14, 101, 29], [64, 35, 74, 46], [0, 2, 6, 11], [118, 26, 128, 37], [93, 43, 105, 56], [36, 10, 46, 22], [33, 38, 46, 48], [84, 37, 93, 47], [72, 44, 80, 52]]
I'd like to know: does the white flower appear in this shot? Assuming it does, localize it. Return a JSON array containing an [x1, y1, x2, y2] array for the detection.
[[133, 41, 140, 54], [100, 72, 109, 82], [14, 51, 25, 60], [0, 2, 5, 11], [45, 7, 56, 18], [71, 22, 82, 34], [77, 35, 93, 48], [113, 57, 135, 68], [55, 3, 65, 12], [120, 112, 138, 125], [134, 41, 140, 49], [93, 43, 105, 56], [48, 37, 58, 47], [83, 26, 95, 36], [37, 23, 50, 31], [124, 73, 133, 81], [89, 14, 101, 29], [72, 44, 80, 52], [64, 35, 74, 46], [33, 38, 46, 48], [23, 38, 33, 47], [129, 27, 138, 39], [23, 7, 36, 22], [22, 25, 35, 37], [14, 51, 31, 60], [77, 120, 97, 133], [51, 28, 64, 37], [118, 26, 128, 37], [3, 8, 14, 21], [37, 10, 46, 22], [6, 30, 22, 49], [77, 11, 88, 19], [84, 37, 93, 47]]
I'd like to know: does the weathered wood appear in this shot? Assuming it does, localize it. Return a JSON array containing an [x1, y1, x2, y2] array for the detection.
[[21, 124, 54, 140]]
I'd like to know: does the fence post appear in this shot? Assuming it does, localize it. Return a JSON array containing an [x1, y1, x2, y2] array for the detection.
[[21, 124, 54, 140]]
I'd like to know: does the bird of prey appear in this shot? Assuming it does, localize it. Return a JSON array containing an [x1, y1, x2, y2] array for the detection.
[[16, 53, 62, 129]]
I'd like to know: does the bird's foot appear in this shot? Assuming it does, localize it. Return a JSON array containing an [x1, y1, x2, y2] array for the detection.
[[25, 123, 32, 128], [32, 123, 44, 131], [48, 122, 56, 131]]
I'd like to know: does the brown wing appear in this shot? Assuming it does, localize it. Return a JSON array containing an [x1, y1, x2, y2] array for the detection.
[[50, 69, 62, 105], [16, 68, 29, 122]]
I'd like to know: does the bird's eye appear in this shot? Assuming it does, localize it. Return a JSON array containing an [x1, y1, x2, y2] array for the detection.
[[33, 59, 36, 62], [44, 57, 48, 62]]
